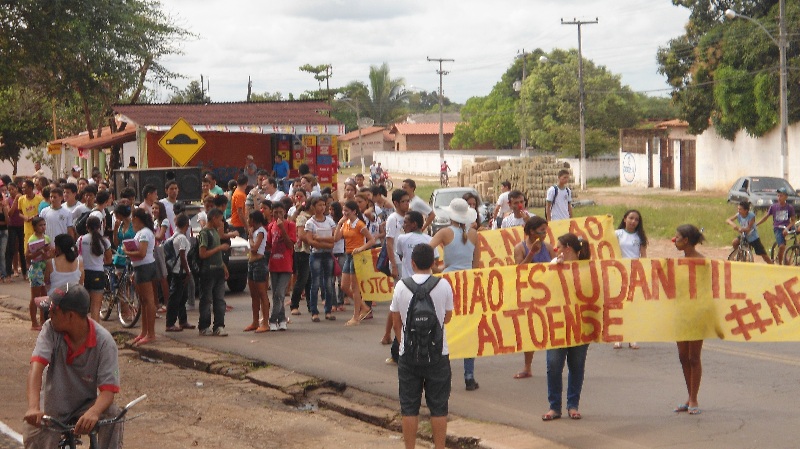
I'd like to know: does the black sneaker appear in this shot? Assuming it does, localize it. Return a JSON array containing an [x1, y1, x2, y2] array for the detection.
[[465, 378, 479, 391]]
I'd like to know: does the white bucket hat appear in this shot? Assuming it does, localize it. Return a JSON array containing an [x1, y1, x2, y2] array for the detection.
[[439, 198, 477, 225]]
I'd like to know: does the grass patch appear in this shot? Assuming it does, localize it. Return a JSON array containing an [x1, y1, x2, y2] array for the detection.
[[587, 176, 620, 188]]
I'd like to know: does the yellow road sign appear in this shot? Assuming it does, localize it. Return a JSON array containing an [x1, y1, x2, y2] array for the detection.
[[158, 118, 206, 167]]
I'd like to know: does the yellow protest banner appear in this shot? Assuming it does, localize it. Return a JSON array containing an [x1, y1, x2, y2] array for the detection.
[[354, 215, 621, 302], [443, 258, 800, 359]]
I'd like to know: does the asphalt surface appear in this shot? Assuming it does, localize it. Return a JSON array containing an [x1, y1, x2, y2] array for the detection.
[[0, 429, 21, 449], [3, 279, 800, 448]]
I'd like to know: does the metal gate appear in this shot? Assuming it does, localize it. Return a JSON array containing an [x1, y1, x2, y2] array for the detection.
[[680, 140, 696, 191]]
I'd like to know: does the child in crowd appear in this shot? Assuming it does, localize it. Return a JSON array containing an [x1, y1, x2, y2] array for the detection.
[[27, 217, 51, 330]]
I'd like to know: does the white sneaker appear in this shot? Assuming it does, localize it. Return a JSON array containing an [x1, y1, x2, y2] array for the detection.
[[213, 327, 228, 337], [269, 322, 278, 332], [278, 321, 287, 331], [385, 357, 397, 365], [199, 328, 213, 336]]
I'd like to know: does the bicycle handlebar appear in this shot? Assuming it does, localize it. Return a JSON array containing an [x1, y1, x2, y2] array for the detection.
[[42, 394, 147, 434]]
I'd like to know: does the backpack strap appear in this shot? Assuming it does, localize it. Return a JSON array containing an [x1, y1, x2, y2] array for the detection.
[[401, 276, 440, 296]]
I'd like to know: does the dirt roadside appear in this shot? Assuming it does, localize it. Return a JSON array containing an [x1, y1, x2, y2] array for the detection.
[[0, 310, 417, 449]]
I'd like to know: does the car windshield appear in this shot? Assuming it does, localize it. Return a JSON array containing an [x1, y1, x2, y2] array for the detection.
[[751, 178, 794, 193], [432, 190, 480, 208]]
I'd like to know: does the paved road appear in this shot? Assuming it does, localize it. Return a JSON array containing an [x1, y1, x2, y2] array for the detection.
[[0, 426, 21, 449], [3, 281, 799, 448]]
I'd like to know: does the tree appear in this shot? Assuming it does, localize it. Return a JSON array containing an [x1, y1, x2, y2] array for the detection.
[[0, 85, 49, 174], [451, 49, 544, 149], [407, 90, 459, 114], [249, 91, 286, 102], [170, 81, 211, 104], [352, 63, 409, 127], [656, 0, 799, 138], [2, 0, 190, 144], [299, 63, 333, 103], [517, 49, 639, 156]]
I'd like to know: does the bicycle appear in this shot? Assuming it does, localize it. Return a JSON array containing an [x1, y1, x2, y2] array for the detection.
[[727, 231, 754, 262], [769, 224, 800, 266], [42, 394, 147, 449], [99, 261, 141, 328], [440, 172, 449, 187]]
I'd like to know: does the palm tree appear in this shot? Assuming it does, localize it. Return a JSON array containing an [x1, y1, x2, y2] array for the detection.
[[346, 63, 409, 126]]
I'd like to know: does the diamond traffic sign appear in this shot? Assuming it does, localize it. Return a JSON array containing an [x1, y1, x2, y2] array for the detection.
[[158, 118, 206, 167]]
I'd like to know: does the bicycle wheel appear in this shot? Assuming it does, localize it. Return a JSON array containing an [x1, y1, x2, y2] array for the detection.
[[770, 242, 780, 264], [727, 249, 739, 261], [117, 275, 141, 328], [784, 246, 800, 266], [99, 269, 115, 320], [384, 179, 393, 190], [740, 247, 754, 263]]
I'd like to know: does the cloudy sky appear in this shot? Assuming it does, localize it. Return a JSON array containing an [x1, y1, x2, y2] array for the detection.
[[155, 0, 691, 104]]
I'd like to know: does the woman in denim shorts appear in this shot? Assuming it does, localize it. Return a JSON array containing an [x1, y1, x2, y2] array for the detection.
[[333, 200, 375, 326], [123, 208, 158, 347], [245, 211, 270, 333]]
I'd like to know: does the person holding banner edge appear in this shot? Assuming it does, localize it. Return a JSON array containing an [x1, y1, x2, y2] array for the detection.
[[614, 210, 649, 349], [512, 216, 555, 379], [428, 197, 481, 391], [673, 224, 705, 415], [542, 233, 591, 421]]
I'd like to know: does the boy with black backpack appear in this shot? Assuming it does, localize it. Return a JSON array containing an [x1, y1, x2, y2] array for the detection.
[[390, 244, 453, 449], [164, 213, 195, 332]]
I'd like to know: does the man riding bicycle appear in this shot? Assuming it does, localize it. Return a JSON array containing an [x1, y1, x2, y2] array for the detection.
[[725, 200, 772, 264], [24, 284, 122, 448], [440, 160, 451, 186]]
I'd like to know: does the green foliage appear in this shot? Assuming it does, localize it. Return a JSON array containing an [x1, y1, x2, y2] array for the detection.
[[335, 64, 408, 129], [407, 90, 457, 114], [299, 63, 333, 102], [249, 91, 286, 102], [170, 80, 211, 104], [25, 146, 56, 177], [2, 0, 190, 136], [635, 94, 678, 121], [657, 0, 799, 139], [0, 85, 49, 166], [518, 49, 638, 156]]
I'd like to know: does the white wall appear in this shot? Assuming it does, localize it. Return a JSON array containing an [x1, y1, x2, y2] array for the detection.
[[619, 152, 649, 188], [561, 156, 619, 182], [695, 124, 800, 191]]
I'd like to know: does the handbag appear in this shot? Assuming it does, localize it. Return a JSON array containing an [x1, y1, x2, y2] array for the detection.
[[376, 244, 392, 277], [333, 255, 342, 277]]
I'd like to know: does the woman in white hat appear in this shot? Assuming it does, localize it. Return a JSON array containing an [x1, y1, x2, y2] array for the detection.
[[428, 197, 481, 391]]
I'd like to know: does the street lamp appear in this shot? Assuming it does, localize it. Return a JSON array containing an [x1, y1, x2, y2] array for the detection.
[[540, 55, 588, 190], [725, 4, 789, 181]]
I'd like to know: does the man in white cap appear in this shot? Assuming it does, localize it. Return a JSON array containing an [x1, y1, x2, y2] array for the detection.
[[67, 165, 81, 185], [244, 155, 258, 188]]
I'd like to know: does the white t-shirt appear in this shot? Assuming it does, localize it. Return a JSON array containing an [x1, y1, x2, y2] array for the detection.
[[131, 227, 156, 266], [497, 191, 510, 216], [65, 201, 85, 221], [266, 190, 286, 203], [170, 232, 191, 274], [385, 212, 405, 269], [40, 206, 74, 240], [501, 213, 530, 229], [78, 234, 111, 272], [305, 215, 336, 253], [546, 185, 572, 221], [615, 229, 643, 259], [159, 198, 177, 239], [409, 195, 432, 216], [395, 232, 438, 278], [390, 274, 454, 356], [251, 226, 267, 256]]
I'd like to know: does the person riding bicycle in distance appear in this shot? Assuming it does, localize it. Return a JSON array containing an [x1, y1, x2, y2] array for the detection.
[[24, 284, 122, 448], [726, 200, 772, 264], [440, 160, 451, 182], [755, 187, 795, 265]]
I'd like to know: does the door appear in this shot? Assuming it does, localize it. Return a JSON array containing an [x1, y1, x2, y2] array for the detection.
[[660, 138, 673, 189], [680, 140, 696, 191]]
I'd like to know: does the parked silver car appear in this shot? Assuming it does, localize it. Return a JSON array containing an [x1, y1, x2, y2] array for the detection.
[[726, 176, 800, 213], [429, 187, 492, 235]]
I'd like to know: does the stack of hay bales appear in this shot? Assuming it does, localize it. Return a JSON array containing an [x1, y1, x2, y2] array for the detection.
[[458, 156, 575, 206]]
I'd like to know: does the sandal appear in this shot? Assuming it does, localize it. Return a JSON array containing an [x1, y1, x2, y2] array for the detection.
[[541, 410, 561, 421], [674, 404, 689, 413], [311, 315, 321, 322], [629, 342, 640, 349], [180, 323, 196, 330], [325, 314, 336, 321], [513, 371, 532, 379], [358, 308, 373, 321], [613, 342, 622, 349], [345, 319, 360, 326], [688, 407, 701, 415], [165, 325, 183, 332], [568, 409, 582, 420], [290, 309, 301, 316]]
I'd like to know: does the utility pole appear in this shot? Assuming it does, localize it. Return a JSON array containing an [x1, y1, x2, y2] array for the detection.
[[427, 57, 454, 164], [247, 76, 252, 102], [778, 0, 788, 181], [561, 17, 598, 190]]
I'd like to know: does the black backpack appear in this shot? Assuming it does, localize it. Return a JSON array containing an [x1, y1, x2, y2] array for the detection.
[[74, 210, 92, 236], [186, 235, 201, 276], [163, 236, 179, 273], [402, 276, 444, 366]]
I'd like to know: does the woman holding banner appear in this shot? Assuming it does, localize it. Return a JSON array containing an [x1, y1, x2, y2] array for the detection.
[[614, 210, 648, 350], [673, 224, 705, 416], [428, 198, 481, 391], [542, 233, 591, 421], [512, 216, 555, 379]]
